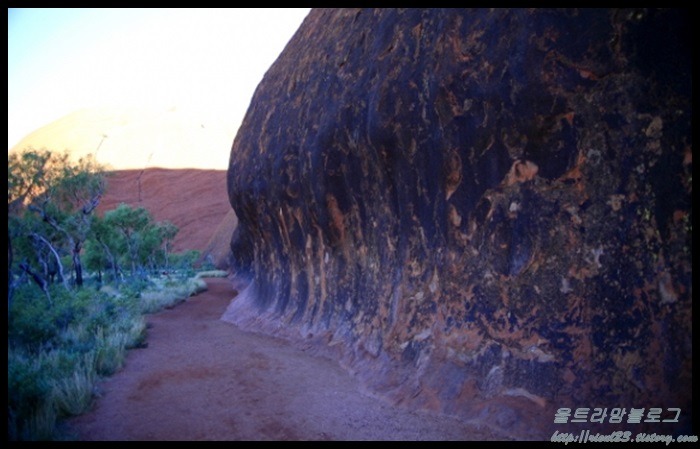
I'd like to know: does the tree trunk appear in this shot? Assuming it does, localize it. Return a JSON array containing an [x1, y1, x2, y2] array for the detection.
[[32, 233, 69, 291], [72, 241, 83, 287], [98, 239, 120, 283], [20, 261, 51, 304]]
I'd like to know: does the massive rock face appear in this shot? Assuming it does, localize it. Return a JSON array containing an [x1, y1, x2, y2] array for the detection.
[[226, 9, 691, 437]]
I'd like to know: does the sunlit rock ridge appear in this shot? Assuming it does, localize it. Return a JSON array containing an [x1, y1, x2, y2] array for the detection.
[[225, 9, 691, 438]]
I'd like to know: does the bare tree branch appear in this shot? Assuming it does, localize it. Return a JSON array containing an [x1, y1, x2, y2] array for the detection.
[[30, 232, 69, 291]]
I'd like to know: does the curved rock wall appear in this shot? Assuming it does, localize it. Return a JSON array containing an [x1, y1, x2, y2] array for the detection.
[[226, 9, 691, 437]]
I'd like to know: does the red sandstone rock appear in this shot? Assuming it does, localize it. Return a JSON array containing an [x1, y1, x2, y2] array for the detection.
[[226, 9, 691, 438], [97, 168, 229, 256]]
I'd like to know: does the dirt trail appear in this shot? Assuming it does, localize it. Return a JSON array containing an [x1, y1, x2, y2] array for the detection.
[[66, 278, 502, 441]]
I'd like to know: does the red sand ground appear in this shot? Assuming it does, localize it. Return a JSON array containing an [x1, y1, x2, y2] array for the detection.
[[65, 278, 506, 441]]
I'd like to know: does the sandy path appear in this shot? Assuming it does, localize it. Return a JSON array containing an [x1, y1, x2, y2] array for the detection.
[[66, 278, 502, 441]]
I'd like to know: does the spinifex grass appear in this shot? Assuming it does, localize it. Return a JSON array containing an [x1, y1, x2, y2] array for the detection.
[[7, 274, 208, 440]]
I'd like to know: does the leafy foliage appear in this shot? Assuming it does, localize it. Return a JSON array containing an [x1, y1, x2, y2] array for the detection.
[[8, 148, 106, 295]]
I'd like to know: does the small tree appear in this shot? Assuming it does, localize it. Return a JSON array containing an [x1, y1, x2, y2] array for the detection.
[[8, 148, 105, 294], [8, 148, 53, 214], [84, 204, 180, 281], [103, 204, 154, 277], [86, 214, 122, 283], [156, 221, 178, 270], [8, 149, 65, 302], [36, 152, 105, 287]]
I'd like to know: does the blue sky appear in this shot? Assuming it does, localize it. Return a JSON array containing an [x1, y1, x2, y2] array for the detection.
[[7, 8, 310, 149]]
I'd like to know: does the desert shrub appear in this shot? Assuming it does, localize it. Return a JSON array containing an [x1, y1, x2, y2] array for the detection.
[[8, 285, 63, 350], [8, 284, 140, 351], [7, 273, 205, 440], [119, 314, 148, 349], [118, 276, 154, 299], [49, 351, 96, 417], [7, 283, 144, 440], [7, 347, 54, 440], [93, 327, 126, 376], [7, 346, 96, 440], [169, 249, 201, 277], [138, 276, 207, 313]]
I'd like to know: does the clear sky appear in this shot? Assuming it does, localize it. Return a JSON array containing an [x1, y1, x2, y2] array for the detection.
[[7, 8, 311, 150]]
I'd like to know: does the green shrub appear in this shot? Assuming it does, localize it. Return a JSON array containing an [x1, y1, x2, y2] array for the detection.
[[7, 346, 95, 439], [50, 351, 96, 417], [93, 327, 125, 376], [120, 315, 148, 349], [7, 274, 206, 440], [7, 399, 56, 442], [8, 347, 53, 440], [9, 284, 73, 350], [118, 276, 154, 299], [169, 249, 201, 276]]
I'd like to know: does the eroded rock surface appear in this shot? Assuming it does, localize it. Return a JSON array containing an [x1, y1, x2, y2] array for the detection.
[[226, 9, 691, 438]]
